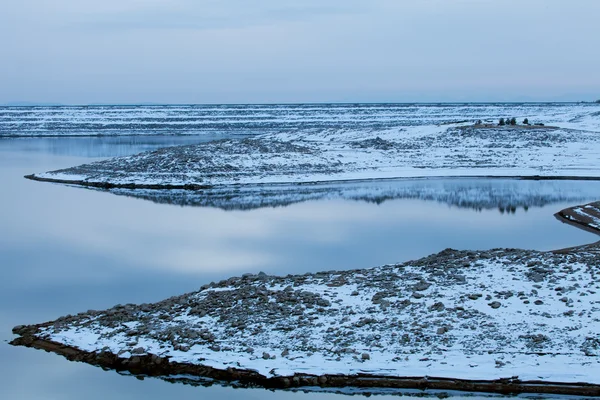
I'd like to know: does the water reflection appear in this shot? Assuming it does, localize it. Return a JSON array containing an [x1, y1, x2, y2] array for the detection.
[[134, 373, 574, 399], [106, 178, 600, 212]]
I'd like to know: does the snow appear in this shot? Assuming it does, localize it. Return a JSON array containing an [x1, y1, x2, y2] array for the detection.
[[3, 103, 599, 137], [13, 103, 600, 390], [557, 201, 600, 233], [28, 103, 600, 187], [26, 248, 600, 385]]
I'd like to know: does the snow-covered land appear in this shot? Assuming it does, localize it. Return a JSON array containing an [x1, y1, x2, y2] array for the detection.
[[12, 246, 600, 394], [28, 103, 600, 188], [556, 201, 600, 235], [3, 102, 599, 137]]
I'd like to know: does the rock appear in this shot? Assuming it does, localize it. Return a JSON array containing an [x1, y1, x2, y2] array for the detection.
[[129, 356, 141, 366], [280, 377, 291, 387], [262, 352, 271, 360], [361, 353, 370, 360], [150, 354, 163, 365], [413, 281, 431, 291], [437, 326, 449, 335], [488, 301, 501, 309], [534, 300, 544, 305]]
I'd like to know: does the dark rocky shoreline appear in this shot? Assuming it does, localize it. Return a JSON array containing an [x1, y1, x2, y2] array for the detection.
[[555, 201, 600, 236], [11, 329, 600, 396]]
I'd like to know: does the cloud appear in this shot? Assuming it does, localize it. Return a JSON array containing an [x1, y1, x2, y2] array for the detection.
[[65, 0, 367, 31], [1, 0, 599, 103]]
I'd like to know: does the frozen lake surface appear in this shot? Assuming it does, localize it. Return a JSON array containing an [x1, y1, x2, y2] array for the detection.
[[2, 133, 599, 398]]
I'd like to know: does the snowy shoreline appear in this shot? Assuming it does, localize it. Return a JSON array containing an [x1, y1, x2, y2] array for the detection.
[[556, 201, 600, 236], [11, 241, 600, 396], [25, 108, 600, 190], [8, 332, 600, 397], [3, 102, 599, 138]]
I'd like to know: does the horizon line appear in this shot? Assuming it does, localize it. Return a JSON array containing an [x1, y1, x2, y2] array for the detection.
[[2, 100, 599, 107]]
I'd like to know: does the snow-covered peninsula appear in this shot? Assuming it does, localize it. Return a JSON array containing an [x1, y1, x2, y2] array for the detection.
[[26, 104, 600, 189], [12, 244, 600, 395]]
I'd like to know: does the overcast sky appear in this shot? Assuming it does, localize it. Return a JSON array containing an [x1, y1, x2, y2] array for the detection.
[[2, 0, 599, 104]]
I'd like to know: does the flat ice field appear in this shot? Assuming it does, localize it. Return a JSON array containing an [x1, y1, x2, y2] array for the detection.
[[25, 102, 600, 187]]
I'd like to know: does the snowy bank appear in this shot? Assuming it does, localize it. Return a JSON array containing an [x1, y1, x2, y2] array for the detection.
[[3, 102, 599, 137], [26, 112, 600, 189], [11, 246, 600, 396], [556, 201, 600, 235]]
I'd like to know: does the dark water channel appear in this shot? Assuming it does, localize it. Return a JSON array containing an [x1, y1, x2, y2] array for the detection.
[[1, 137, 598, 399]]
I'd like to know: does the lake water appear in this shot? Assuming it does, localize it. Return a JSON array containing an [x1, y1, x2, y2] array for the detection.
[[1, 136, 598, 399]]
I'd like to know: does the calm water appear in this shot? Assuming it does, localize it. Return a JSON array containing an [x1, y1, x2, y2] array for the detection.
[[1, 137, 597, 399]]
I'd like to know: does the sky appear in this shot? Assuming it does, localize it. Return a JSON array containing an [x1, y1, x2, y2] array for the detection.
[[2, 0, 599, 104]]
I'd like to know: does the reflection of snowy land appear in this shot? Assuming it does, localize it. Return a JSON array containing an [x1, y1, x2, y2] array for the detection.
[[31, 104, 600, 188], [110, 178, 600, 211]]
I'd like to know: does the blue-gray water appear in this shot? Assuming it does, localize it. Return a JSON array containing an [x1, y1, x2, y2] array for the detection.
[[1, 136, 598, 399]]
